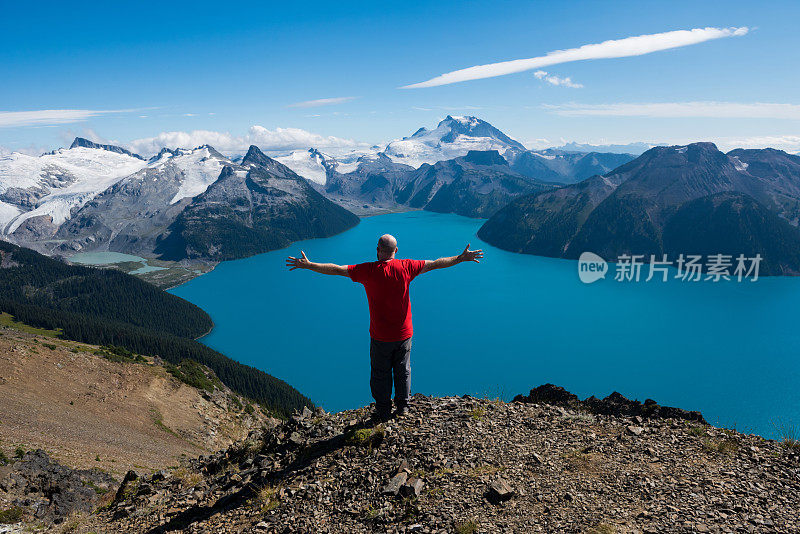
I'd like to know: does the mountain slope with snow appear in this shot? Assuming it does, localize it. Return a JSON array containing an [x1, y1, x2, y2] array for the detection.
[[147, 145, 229, 204], [53, 145, 232, 255], [0, 144, 147, 236], [275, 148, 333, 185], [384, 116, 526, 168]]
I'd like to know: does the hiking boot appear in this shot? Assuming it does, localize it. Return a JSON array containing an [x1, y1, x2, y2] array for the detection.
[[394, 405, 410, 418], [371, 409, 391, 424]]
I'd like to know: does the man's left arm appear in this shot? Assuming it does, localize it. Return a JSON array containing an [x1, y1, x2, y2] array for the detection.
[[286, 251, 350, 276], [419, 244, 483, 274]]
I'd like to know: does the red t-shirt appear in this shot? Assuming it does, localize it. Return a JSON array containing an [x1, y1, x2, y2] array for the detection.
[[348, 258, 426, 342]]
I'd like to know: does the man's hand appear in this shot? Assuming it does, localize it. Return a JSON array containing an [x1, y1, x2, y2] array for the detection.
[[420, 243, 485, 273], [457, 243, 483, 263], [286, 251, 310, 270]]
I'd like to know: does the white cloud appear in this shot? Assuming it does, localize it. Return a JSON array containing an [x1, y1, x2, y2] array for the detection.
[[542, 101, 800, 119], [126, 125, 366, 156], [0, 109, 139, 128], [0, 143, 51, 156], [402, 26, 748, 89], [713, 135, 800, 152], [287, 96, 359, 108], [534, 70, 583, 88]]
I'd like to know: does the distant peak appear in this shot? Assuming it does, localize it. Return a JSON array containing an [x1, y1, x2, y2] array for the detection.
[[242, 145, 270, 166], [69, 137, 144, 160]]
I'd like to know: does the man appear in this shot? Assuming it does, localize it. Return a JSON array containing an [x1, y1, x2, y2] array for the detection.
[[286, 234, 483, 421]]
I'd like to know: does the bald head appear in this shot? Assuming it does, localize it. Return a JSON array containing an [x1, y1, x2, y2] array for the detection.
[[377, 234, 398, 260]]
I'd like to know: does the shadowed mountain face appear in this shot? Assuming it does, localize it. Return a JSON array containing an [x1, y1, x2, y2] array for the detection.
[[155, 146, 360, 261], [478, 143, 800, 275], [326, 150, 553, 218], [396, 150, 552, 218], [505, 149, 635, 184]]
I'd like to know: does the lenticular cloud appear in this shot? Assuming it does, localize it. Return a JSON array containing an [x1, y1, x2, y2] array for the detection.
[[401, 27, 749, 89]]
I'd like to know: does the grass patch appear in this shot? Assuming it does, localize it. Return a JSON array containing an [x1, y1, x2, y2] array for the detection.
[[0, 506, 24, 524], [344, 425, 385, 449], [773, 420, 800, 451], [431, 467, 453, 479], [465, 464, 503, 478], [83, 480, 108, 495], [254, 484, 280, 513], [95, 345, 146, 364], [468, 407, 486, 421], [14, 446, 25, 458], [587, 524, 616, 534], [172, 466, 202, 487], [0, 312, 61, 337], [688, 426, 706, 437], [562, 446, 603, 473], [166, 360, 222, 392], [455, 519, 479, 534], [701, 437, 740, 455], [150, 409, 179, 439]]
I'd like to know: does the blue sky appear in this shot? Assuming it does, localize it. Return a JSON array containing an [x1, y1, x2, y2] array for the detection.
[[2, 0, 799, 155]]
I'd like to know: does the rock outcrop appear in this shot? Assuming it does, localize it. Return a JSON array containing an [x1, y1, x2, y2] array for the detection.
[[0, 450, 116, 525], [513, 383, 707, 423]]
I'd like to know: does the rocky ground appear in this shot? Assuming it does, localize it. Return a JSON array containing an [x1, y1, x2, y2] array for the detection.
[[56, 385, 800, 534]]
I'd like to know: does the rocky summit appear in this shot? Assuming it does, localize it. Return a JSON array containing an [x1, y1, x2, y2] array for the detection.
[[76, 387, 800, 533]]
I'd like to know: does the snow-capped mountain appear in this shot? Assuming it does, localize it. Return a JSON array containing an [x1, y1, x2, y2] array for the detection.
[[146, 145, 229, 203], [0, 140, 147, 236], [53, 145, 233, 254], [275, 148, 334, 185], [384, 116, 526, 168]]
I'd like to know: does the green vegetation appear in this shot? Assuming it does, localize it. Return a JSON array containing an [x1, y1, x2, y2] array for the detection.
[[701, 437, 740, 455], [0, 312, 60, 337], [166, 359, 221, 392], [83, 480, 108, 495], [344, 426, 385, 449], [0, 506, 23, 524], [688, 426, 706, 437], [454, 520, 479, 534], [14, 446, 25, 458], [95, 345, 147, 364], [773, 420, 800, 451], [254, 484, 280, 513], [0, 240, 311, 416], [468, 407, 486, 420], [150, 409, 179, 439], [587, 524, 617, 534], [0, 451, 8, 465]]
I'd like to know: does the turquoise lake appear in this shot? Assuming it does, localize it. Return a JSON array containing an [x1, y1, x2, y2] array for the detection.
[[170, 211, 800, 438]]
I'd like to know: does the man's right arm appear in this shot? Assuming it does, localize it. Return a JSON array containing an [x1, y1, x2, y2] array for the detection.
[[420, 244, 483, 274], [285, 251, 350, 276]]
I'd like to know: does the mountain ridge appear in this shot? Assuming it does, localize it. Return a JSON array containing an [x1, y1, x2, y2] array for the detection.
[[478, 142, 800, 274]]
